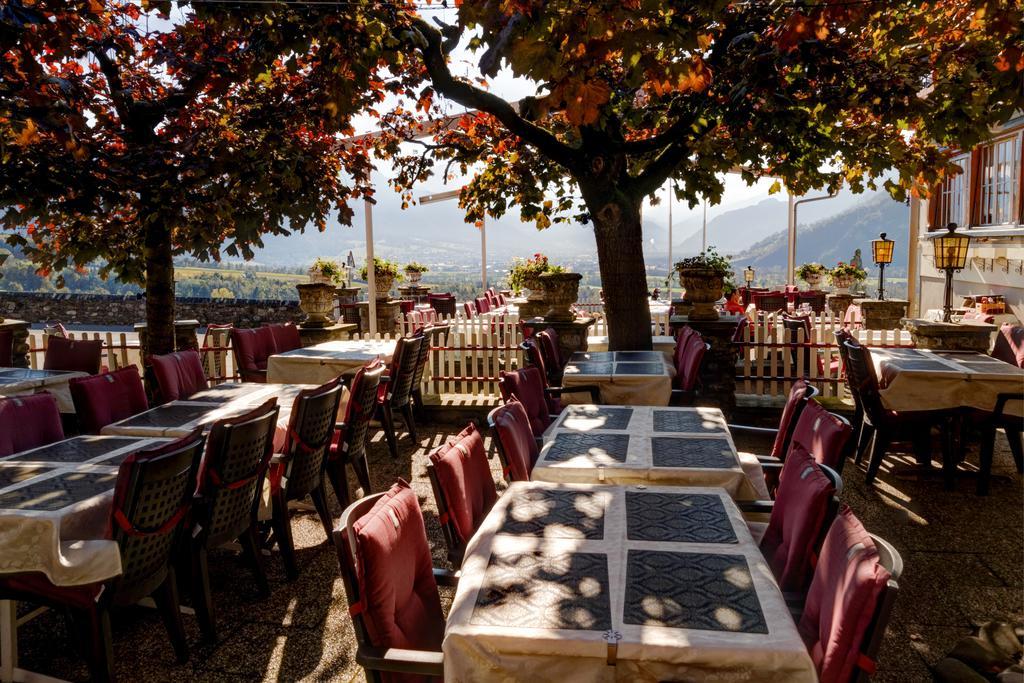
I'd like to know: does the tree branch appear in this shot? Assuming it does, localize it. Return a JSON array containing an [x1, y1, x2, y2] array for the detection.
[[620, 107, 698, 155], [408, 17, 580, 172], [91, 46, 134, 127], [630, 137, 693, 198]]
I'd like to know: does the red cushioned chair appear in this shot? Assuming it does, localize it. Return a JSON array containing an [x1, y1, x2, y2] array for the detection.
[[462, 301, 476, 318], [474, 296, 491, 314], [44, 335, 103, 375], [671, 333, 709, 405], [992, 323, 1024, 368], [187, 399, 279, 641], [520, 339, 600, 408], [741, 446, 840, 596], [498, 367, 557, 439], [328, 360, 385, 510], [0, 431, 204, 682], [376, 335, 424, 459], [426, 423, 498, 565], [149, 350, 208, 403], [268, 377, 344, 579], [264, 322, 302, 354], [335, 480, 456, 682], [69, 366, 149, 434], [229, 326, 277, 383], [797, 507, 901, 683], [0, 393, 65, 456], [843, 304, 863, 329], [535, 329, 567, 386], [487, 399, 538, 483], [834, 330, 870, 460], [729, 380, 817, 465], [0, 328, 12, 366], [787, 400, 854, 474]]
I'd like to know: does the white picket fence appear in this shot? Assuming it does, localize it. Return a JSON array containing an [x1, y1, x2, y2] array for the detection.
[[26, 330, 143, 372]]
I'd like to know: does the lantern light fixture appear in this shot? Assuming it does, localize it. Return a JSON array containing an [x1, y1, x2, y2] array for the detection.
[[871, 232, 895, 300], [932, 223, 971, 323]]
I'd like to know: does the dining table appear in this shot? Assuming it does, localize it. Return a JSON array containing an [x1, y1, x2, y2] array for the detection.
[[560, 351, 675, 406], [443, 481, 815, 682], [0, 367, 88, 413], [533, 405, 762, 500], [266, 339, 396, 385], [586, 335, 676, 355]]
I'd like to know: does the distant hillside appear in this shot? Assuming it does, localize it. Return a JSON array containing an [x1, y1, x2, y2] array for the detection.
[[733, 193, 909, 272]]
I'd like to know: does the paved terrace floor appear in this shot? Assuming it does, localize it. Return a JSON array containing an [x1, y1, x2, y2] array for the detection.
[[15, 416, 1024, 682]]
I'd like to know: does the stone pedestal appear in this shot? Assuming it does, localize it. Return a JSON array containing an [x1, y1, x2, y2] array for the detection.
[[299, 322, 357, 346], [670, 313, 744, 419], [335, 287, 361, 326], [517, 299, 548, 319], [901, 318, 995, 352], [671, 298, 693, 316], [397, 284, 432, 304], [0, 318, 30, 367], [523, 316, 595, 357], [854, 298, 909, 330], [826, 293, 855, 317], [357, 300, 402, 335], [134, 320, 200, 357]]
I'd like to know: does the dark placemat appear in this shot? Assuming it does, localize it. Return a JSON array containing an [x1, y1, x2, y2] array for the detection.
[[651, 437, 736, 469], [564, 362, 614, 376], [561, 406, 633, 431], [623, 550, 768, 633], [0, 471, 117, 511], [613, 362, 666, 376], [471, 551, 611, 631], [615, 351, 666, 363], [0, 377, 26, 387], [118, 403, 213, 428], [626, 492, 737, 544], [653, 410, 726, 434], [7, 437, 143, 464], [0, 464, 54, 489], [498, 489, 608, 540], [545, 433, 630, 463], [570, 351, 616, 363], [0, 368, 70, 380], [889, 359, 958, 372], [189, 384, 268, 403]]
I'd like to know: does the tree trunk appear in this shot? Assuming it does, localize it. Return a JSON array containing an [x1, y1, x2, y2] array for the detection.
[[144, 217, 176, 357], [586, 191, 653, 351]]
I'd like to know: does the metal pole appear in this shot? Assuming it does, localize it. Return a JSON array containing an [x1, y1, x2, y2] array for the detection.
[[481, 218, 487, 291], [701, 200, 707, 252], [790, 191, 837, 286], [666, 183, 673, 300], [364, 198, 377, 336], [876, 262, 886, 301], [907, 195, 921, 316]]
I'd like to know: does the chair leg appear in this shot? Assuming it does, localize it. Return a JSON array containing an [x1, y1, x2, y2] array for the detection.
[[239, 525, 269, 598], [855, 423, 875, 465], [309, 481, 334, 542], [72, 605, 114, 683], [326, 457, 351, 511], [401, 403, 418, 443], [191, 544, 216, 642], [153, 569, 190, 663], [939, 420, 958, 491], [352, 453, 372, 498], [1005, 424, 1024, 473], [271, 491, 298, 580], [910, 426, 933, 468], [864, 430, 891, 485], [977, 424, 997, 496], [381, 403, 398, 458]]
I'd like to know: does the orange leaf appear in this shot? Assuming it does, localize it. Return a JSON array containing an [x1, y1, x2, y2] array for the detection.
[[13, 119, 39, 146], [564, 80, 610, 126]]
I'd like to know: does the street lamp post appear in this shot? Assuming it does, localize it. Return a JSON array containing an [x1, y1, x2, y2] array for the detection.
[[871, 232, 895, 301], [932, 223, 971, 323], [743, 265, 755, 287]]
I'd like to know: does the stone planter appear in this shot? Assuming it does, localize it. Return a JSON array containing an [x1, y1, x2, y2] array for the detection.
[[901, 318, 995, 352], [539, 272, 582, 322], [307, 268, 335, 286], [296, 282, 336, 328], [373, 273, 396, 300], [829, 274, 855, 294], [405, 269, 423, 284], [676, 266, 725, 321], [801, 272, 824, 289], [855, 298, 909, 331], [523, 274, 545, 302]]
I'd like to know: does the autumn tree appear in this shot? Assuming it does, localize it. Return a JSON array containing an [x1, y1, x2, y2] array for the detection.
[[382, 0, 1023, 350], [1, 0, 408, 354]]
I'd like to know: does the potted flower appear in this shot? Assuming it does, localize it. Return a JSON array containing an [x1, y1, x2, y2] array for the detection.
[[674, 248, 733, 321], [540, 271, 582, 321], [796, 262, 827, 289], [404, 261, 429, 284], [507, 253, 561, 302], [360, 257, 403, 299], [828, 261, 867, 294], [308, 257, 345, 286]]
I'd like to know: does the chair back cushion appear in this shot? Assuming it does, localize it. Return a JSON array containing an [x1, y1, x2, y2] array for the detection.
[[798, 507, 891, 683], [522, 339, 549, 388], [149, 350, 208, 402], [490, 399, 538, 482], [498, 367, 551, 436], [352, 480, 445, 653], [266, 323, 302, 353], [43, 336, 103, 375], [761, 445, 836, 592], [69, 367, 149, 434], [0, 394, 65, 457], [992, 323, 1024, 368], [674, 335, 706, 391], [230, 327, 276, 375], [428, 423, 498, 545], [474, 296, 491, 314], [788, 401, 852, 471], [770, 380, 810, 459], [333, 360, 385, 462]]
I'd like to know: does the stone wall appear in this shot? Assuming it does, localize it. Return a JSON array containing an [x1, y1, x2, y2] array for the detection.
[[0, 291, 301, 328]]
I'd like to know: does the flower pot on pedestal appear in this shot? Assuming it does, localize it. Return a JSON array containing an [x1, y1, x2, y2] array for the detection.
[[374, 274, 395, 300], [405, 269, 422, 284], [802, 272, 823, 289], [296, 283, 336, 328], [676, 267, 725, 321], [830, 275, 854, 294], [539, 272, 582, 322]]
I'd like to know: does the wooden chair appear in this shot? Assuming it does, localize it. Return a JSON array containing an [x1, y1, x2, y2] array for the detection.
[[334, 481, 456, 681], [754, 292, 788, 312], [498, 366, 599, 440], [0, 432, 204, 682], [44, 335, 103, 375], [0, 393, 64, 456], [520, 339, 600, 404], [834, 329, 870, 461], [268, 378, 344, 579], [487, 399, 538, 483], [977, 392, 1024, 495], [376, 335, 424, 458], [188, 399, 279, 641], [327, 360, 385, 510]]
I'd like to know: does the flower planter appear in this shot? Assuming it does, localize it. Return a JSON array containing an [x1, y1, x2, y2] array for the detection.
[[830, 274, 855, 294], [295, 283, 336, 328], [374, 273, 396, 300], [405, 269, 423, 284], [676, 266, 725, 321], [539, 272, 582, 322], [802, 272, 823, 289], [307, 268, 335, 286], [523, 274, 545, 302]]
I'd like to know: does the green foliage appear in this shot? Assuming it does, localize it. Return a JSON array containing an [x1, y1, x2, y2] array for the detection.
[[829, 261, 868, 282], [310, 257, 346, 284], [507, 253, 563, 292], [359, 257, 402, 281], [796, 262, 828, 280], [403, 261, 429, 273], [674, 248, 732, 277]]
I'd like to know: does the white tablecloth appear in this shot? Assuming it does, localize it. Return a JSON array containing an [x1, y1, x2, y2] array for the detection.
[[534, 405, 761, 501], [443, 481, 815, 682], [562, 351, 674, 406], [266, 339, 395, 385], [587, 336, 676, 354], [870, 348, 1024, 417], [0, 367, 88, 413]]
